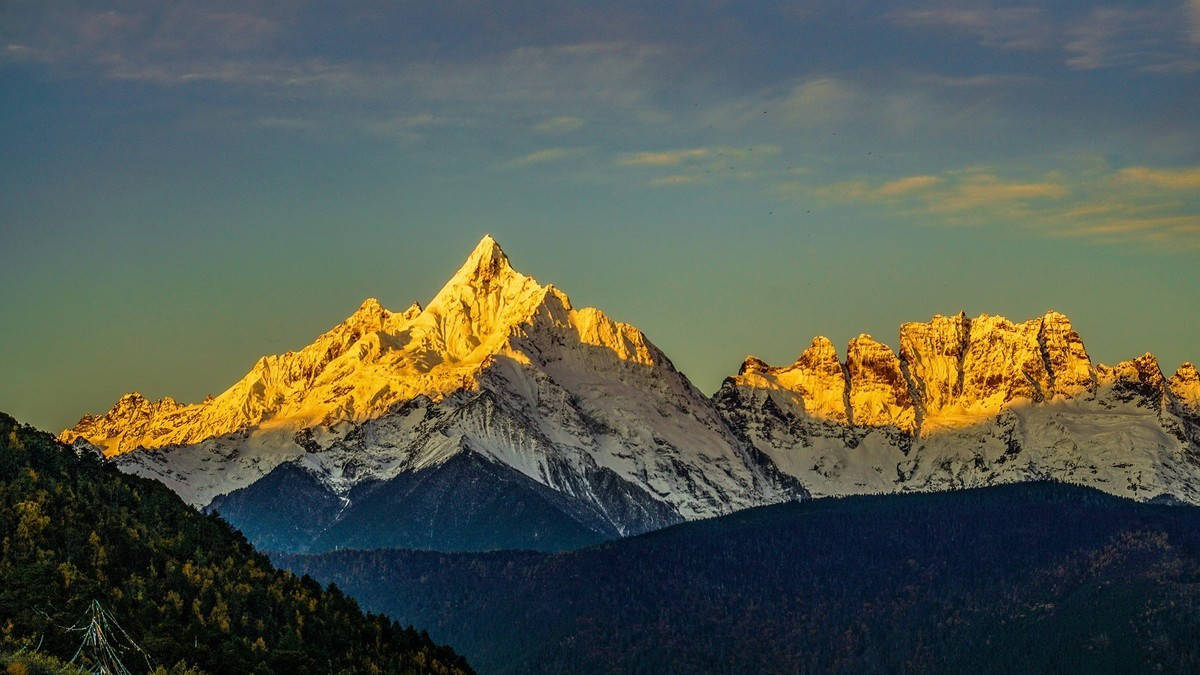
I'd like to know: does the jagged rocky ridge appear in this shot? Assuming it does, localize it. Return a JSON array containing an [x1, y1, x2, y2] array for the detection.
[[716, 311, 1200, 501], [63, 236, 803, 551], [61, 237, 1200, 551]]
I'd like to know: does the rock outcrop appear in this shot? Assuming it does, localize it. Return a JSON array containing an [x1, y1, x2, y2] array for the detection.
[[846, 335, 915, 432], [717, 311, 1200, 503]]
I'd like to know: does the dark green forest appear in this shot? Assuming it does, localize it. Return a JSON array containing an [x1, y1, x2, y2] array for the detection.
[[0, 412, 471, 674], [281, 482, 1200, 674]]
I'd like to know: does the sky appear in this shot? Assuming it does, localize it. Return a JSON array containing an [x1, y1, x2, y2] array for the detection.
[[1, 0, 1198, 432]]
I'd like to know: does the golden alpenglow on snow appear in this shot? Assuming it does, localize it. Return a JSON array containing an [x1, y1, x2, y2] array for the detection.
[[5, 1, 1200, 672], [65, 234, 663, 459], [715, 311, 1200, 502], [64, 236, 804, 543], [60, 235, 1200, 557]]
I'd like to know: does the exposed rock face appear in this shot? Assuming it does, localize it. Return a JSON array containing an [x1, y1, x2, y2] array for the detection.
[[1098, 353, 1169, 407], [1038, 310, 1096, 397], [68, 393, 188, 457], [64, 235, 804, 548], [719, 311, 1104, 441], [845, 335, 915, 432], [1169, 363, 1200, 416], [727, 337, 849, 424], [899, 312, 972, 419], [717, 310, 1200, 503], [898, 313, 1061, 430]]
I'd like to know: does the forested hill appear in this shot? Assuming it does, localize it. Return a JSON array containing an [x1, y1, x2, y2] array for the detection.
[[0, 412, 471, 674], [280, 482, 1200, 674]]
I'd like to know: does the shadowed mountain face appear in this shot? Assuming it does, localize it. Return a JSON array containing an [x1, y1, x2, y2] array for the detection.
[[277, 483, 1200, 675], [208, 449, 638, 553]]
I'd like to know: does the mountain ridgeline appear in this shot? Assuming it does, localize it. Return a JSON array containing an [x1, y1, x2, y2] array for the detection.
[[61, 236, 1200, 553], [716, 313, 1200, 500], [0, 412, 470, 674], [276, 483, 1200, 674], [62, 235, 803, 553]]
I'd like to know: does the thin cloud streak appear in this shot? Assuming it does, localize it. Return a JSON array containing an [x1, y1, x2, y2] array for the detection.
[[534, 116, 586, 134], [888, 7, 1052, 50], [877, 175, 942, 196], [1118, 166, 1200, 190], [502, 147, 586, 168], [619, 148, 711, 166], [648, 174, 704, 187], [779, 163, 1199, 248], [891, 3, 1199, 72]]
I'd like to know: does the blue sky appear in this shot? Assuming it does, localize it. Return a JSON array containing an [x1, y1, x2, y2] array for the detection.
[[1, 1, 1198, 431]]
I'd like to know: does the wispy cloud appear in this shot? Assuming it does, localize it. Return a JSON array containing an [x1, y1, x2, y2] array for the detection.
[[890, 3, 1199, 72], [779, 173, 949, 202], [696, 74, 1028, 147], [619, 145, 781, 187], [778, 78, 860, 122], [1192, 0, 1200, 43], [1065, 7, 1173, 70], [0, 4, 671, 116], [1117, 165, 1200, 189], [784, 171, 1067, 210], [2, 5, 288, 75], [502, 147, 586, 168], [534, 116, 585, 134], [888, 7, 1051, 50], [877, 175, 942, 196], [1058, 4, 1198, 72], [927, 174, 1068, 212], [254, 116, 318, 131], [693, 77, 863, 131], [1063, 214, 1200, 238], [618, 148, 712, 166], [248, 111, 448, 143], [911, 73, 1040, 88], [648, 174, 705, 187], [358, 113, 443, 141], [778, 163, 1200, 248], [619, 145, 780, 167]]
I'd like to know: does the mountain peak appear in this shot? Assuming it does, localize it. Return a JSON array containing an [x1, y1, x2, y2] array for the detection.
[[341, 297, 389, 334], [1176, 362, 1199, 380], [456, 234, 511, 281], [422, 236, 546, 361], [739, 356, 770, 375], [1170, 362, 1200, 415], [477, 232, 500, 250], [795, 336, 840, 373], [351, 297, 386, 319]]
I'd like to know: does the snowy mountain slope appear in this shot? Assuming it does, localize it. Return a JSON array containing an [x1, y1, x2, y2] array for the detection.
[[64, 236, 804, 549], [61, 237, 1198, 548], [715, 311, 1200, 502]]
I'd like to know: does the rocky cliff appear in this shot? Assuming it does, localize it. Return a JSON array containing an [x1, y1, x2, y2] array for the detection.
[[716, 311, 1200, 502]]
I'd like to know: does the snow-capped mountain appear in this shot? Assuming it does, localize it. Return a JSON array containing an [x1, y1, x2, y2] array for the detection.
[[715, 311, 1200, 502], [63, 236, 803, 551], [62, 237, 1199, 551]]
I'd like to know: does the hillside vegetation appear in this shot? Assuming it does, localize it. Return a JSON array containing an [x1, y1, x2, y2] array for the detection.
[[281, 483, 1200, 674], [0, 413, 471, 674]]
